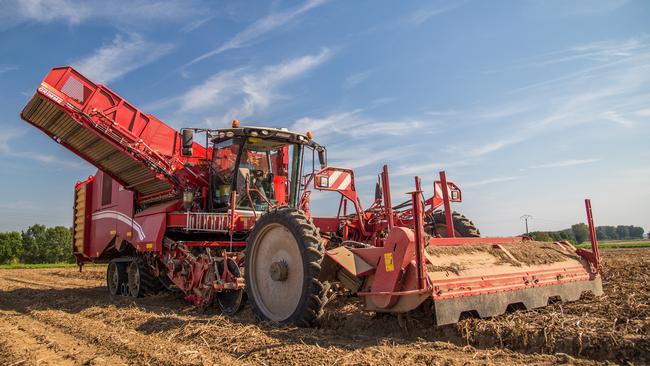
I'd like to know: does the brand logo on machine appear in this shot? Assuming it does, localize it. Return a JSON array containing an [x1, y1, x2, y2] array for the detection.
[[92, 210, 145, 240], [38, 85, 63, 105]]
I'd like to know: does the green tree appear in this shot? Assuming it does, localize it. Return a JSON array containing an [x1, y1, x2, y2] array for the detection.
[[604, 226, 618, 240], [571, 223, 590, 243], [20, 224, 74, 263], [629, 226, 644, 239], [616, 225, 629, 240], [596, 226, 608, 240], [0, 232, 23, 264], [560, 229, 575, 241], [44, 226, 73, 263], [531, 232, 554, 242], [21, 224, 47, 263]]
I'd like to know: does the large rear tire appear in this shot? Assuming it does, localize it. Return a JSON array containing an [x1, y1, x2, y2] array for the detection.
[[426, 210, 480, 237], [245, 208, 326, 327]]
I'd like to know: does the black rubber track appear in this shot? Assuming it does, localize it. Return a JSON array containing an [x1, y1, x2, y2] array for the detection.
[[244, 208, 327, 327], [127, 258, 164, 298], [426, 210, 481, 237]]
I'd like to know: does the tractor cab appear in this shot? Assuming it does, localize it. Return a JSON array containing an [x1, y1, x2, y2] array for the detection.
[[182, 124, 326, 213]]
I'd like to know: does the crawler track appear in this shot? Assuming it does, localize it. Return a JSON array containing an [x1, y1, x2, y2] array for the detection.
[[0, 249, 647, 365]]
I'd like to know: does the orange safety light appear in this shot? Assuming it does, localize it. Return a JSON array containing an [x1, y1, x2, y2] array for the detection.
[[232, 119, 239, 128], [306, 131, 313, 139]]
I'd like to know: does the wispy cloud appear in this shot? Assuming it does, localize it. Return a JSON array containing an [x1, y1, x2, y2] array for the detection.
[[180, 15, 214, 33], [73, 33, 174, 84], [185, 0, 328, 66], [0, 0, 202, 29], [465, 135, 527, 157], [328, 145, 416, 170], [401, 1, 468, 26], [603, 110, 635, 128], [0, 130, 87, 169], [173, 48, 331, 126], [448, 36, 650, 158], [343, 69, 375, 89], [463, 176, 519, 188], [531, 159, 600, 169], [0, 65, 18, 75], [636, 108, 650, 117], [426, 109, 459, 117], [528, 0, 629, 17], [391, 159, 472, 178], [292, 109, 427, 141], [0, 130, 18, 154]]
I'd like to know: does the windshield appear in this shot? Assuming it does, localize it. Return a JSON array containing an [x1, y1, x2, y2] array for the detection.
[[211, 137, 303, 212]]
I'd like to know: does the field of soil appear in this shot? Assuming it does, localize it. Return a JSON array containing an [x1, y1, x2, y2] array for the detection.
[[0, 248, 647, 366]]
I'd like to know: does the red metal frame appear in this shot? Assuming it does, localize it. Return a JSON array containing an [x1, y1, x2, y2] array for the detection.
[[439, 171, 455, 238], [21, 66, 603, 315]]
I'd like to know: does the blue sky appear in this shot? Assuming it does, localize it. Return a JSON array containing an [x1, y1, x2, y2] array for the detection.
[[1, 0, 649, 235]]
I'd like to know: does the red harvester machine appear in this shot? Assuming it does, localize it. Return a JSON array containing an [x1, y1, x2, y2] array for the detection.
[[20, 66, 602, 326]]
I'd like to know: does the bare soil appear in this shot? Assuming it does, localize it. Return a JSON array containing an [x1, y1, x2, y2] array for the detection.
[[0, 248, 647, 366]]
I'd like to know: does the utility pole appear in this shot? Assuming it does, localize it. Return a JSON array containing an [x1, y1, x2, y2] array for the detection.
[[520, 214, 532, 235]]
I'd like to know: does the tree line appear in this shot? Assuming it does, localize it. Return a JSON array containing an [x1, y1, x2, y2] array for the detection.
[[529, 224, 645, 244], [0, 224, 73, 264]]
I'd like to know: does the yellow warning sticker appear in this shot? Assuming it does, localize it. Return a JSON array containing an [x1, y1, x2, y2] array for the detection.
[[384, 252, 394, 272], [146, 243, 153, 249]]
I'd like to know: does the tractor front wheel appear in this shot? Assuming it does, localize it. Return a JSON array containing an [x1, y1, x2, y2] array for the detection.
[[245, 208, 327, 327]]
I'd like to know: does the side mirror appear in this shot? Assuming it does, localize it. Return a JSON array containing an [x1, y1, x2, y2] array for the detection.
[[181, 129, 193, 156], [317, 148, 327, 168]]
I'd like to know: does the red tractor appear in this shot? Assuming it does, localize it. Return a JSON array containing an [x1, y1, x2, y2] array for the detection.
[[21, 66, 602, 326]]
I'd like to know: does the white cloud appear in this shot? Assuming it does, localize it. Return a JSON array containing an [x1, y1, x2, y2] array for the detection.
[[463, 176, 519, 188], [531, 159, 600, 169], [178, 48, 331, 125], [464, 135, 527, 157], [403, 1, 468, 26], [180, 15, 213, 33], [426, 109, 459, 117], [528, 0, 628, 17], [391, 159, 472, 178], [603, 111, 635, 128], [72, 33, 174, 84], [636, 108, 650, 117], [449, 36, 650, 158], [0, 131, 18, 154], [292, 109, 426, 141], [0, 0, 201, 28], [186, 0, 328, 66], [328, 145, 415, 170], [0, 65, 18, 75], [343, 69, 374, 89], [0, 130, 87, 169]]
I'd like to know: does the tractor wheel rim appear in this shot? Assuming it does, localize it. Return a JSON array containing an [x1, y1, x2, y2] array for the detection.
[[249, 223, 304, 322]]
